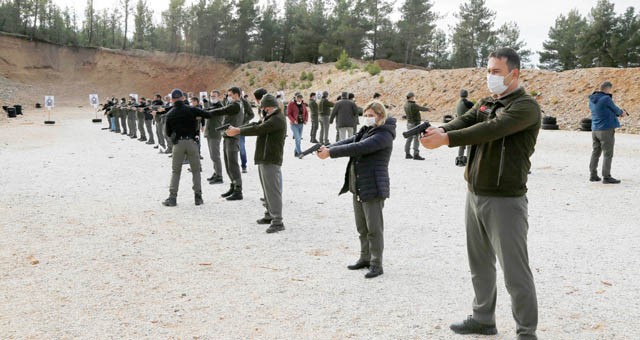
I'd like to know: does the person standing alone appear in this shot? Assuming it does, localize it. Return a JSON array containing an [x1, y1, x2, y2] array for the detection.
[[403, 92, 430, 160], [588, 81, 628, 184]]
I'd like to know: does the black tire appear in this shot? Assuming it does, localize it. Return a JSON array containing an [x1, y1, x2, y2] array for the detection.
[[580, 118, 592, 125], [92, 118, 102, 123], [443, 114, 453, 123], [580, 121, 592, 131], [542, 116, 556, 124], [541, 123, 559, 130], [44, 120, 56, 125]]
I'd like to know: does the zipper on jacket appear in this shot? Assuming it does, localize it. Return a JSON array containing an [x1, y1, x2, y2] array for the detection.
[[497, 137, 506, 187], [263, 134, 269, 160]]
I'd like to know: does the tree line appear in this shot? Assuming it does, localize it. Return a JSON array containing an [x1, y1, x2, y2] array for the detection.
[[0, 0, 637, 70]]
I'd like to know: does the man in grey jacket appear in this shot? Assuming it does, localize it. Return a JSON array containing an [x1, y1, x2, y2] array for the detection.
[[330, 91, 359, 141]]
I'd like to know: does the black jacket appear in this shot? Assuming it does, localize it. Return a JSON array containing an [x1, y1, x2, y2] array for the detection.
[[241, 98, 255, 124], [329, 118, 396, 201], [165, 101, 211, 140]]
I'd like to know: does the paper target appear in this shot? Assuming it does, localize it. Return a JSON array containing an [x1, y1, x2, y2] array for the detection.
[[45, 96, 54, 108], [89, 94, 99, 106]]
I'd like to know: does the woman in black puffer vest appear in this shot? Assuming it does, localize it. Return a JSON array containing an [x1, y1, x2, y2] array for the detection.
[[317, 101, 396, 279]]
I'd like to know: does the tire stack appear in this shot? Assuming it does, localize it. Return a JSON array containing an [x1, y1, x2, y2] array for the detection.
[[443, 114, 454, 123], [541, 116, 559, 130], [579, 118, 592, 131]]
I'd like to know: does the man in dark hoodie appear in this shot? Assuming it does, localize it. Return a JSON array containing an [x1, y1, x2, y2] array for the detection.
[[588, 81, 628, 184], [226, 94, 287, 234], [317, 100, 396, 279]]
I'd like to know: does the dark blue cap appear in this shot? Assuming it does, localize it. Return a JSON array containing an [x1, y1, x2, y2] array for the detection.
[[171, 89, 184, 99]]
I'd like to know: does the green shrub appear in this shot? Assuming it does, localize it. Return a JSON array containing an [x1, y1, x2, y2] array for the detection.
[[300, 71, 308, 81], [249, 76, 255, 87], [279, 80, 287, 90], [291, 81, 299, 88], [378, 76, 384, 84], [326, 79, 332, 85], [258, 66, 263, 71], [335, 49, 353, 70], [364, 62, 381, 76], [307, 72, 314, 81]]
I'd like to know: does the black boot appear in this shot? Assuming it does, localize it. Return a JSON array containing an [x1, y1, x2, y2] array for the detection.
[[364, 265, 384, 278], [413, 153, 425, 160], [209, 175, 223, 184], [194, 193, 203, 206], [162, 196, 177, 207], [226, 185, 243, 201], [405, 153, 413, 159], [221, 184, 235, 198]]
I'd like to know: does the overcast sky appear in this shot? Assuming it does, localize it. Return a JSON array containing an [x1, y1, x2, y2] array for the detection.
[[53, 0, 638, 65]]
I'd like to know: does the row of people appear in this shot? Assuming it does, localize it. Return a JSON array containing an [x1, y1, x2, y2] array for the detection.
[[97, 48, 543, 339]]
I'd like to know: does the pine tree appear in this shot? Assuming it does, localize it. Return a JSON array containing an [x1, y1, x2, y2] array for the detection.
[[611, 7, 640, 67], [539, 10, 587, 71], [494, 22, 531, 63], [234, 0, 258, 63], [360, 0, 392, 60], [450, 0, 496, 68], [120, 0, 132, 49], [397, 0, 436, 66], [579, 0, 617, 67], [133, 0, 153, 50]]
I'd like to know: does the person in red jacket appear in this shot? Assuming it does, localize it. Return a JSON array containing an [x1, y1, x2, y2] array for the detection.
[[287, 92, 309, 157]]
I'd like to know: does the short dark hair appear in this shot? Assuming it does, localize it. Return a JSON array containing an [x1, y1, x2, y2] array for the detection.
[[348, 93, 355, 100], [373, 92, 381, 99], [191, 97, 199, 102], [489, 47, 521, 71], [211, 90, 221, 95], [600, 81, 613, 91], [253, 88, 267, 100], [228, 87, 242, 96], [310, 92, 316, 98]]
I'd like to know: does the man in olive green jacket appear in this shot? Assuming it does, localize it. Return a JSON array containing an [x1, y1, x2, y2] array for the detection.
[[403, 92, 430, 160], [318, 91, 334, 144], [421, 48, 539, 340], [226, 94, 287, 234]]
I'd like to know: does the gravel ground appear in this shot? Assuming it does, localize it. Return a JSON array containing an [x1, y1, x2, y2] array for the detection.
[[1, 108, 639, 339]]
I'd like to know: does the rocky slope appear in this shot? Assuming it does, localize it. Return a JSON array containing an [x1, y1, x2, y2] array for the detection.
[[1, 33, 638, 132]]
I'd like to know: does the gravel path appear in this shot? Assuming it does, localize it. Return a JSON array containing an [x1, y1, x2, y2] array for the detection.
[[1, 108, 639, 339]]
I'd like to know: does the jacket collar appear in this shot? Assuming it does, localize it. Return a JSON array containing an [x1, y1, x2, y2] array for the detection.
[[496, 87, 526, 106]]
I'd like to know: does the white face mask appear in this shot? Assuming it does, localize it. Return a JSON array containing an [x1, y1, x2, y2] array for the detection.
[[211, 98, 219, 103], [296, 100, 302, 105], [487, 72, 512, 95], [363, 117, 377, 127]]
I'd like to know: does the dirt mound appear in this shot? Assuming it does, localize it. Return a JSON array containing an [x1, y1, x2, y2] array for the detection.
[[1, 33, 638, 133]]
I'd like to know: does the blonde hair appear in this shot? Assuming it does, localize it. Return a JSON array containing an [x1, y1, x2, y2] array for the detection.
[[363, 100, 388, 127]]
